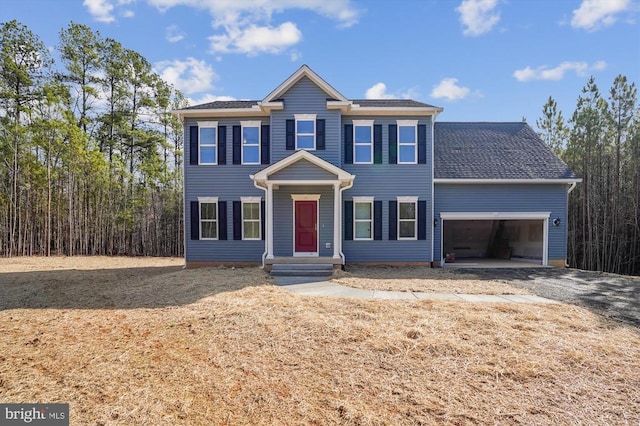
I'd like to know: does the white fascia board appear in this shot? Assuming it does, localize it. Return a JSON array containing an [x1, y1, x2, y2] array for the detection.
[[344, 106, 444, 116], [262, 64, 348, 103], [172, 107, 267, 119], [434, 178, 582, 184], [439, 212, 551, 220], [252, 150, 354, 182]]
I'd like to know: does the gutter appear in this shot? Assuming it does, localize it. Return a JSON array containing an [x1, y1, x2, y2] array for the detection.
[[565, 181, 578, 267], [251, 176, 268, 269], [338, 179, 355, 264]]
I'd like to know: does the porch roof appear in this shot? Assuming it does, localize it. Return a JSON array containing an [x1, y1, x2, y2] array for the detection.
[[251, 150, 355, 185]]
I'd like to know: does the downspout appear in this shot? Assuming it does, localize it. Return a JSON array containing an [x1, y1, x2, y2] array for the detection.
[[252, 176, 268, 269], [565, 181, 577, 267], [338, 179, 354, 264]]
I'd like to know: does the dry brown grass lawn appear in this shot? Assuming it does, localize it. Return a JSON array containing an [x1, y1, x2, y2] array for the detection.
[[1, 257, 639, 425], [334, 265, 530, 294]]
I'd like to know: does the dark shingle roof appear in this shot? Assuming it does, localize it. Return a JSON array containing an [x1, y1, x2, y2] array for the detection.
[[183, 100, 260, 110], [351, 99, 438, 108], [434, 122, 577, 180]]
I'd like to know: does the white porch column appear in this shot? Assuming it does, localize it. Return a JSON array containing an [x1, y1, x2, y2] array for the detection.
[[266, 183, 274, 259], [333, 182, 341, 260]]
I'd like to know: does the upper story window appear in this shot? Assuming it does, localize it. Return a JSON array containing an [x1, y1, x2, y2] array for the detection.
[[295, 114, 316, 150], [198, 121, 217, 165], [353, 120, 373, 164], [397, 120, 418, 164], [199, 197, 218, 240], [397, 196, 418, 240], [241, 121, 260, 165]]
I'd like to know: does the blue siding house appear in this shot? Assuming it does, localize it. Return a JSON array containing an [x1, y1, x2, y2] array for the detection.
[[175, 65, 580, 268]]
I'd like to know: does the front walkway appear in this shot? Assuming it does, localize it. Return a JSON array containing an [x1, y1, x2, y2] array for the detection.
[[275, 278, 557, 303]]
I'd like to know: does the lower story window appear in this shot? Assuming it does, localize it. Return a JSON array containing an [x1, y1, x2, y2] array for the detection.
[[353, 197, 374, 240], [242, 199, 261, 240], [398, 197, 417, 239], [200, 200, 218, 239]]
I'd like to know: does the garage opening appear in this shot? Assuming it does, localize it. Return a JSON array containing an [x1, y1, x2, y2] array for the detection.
[[443, 219, 545, 265]]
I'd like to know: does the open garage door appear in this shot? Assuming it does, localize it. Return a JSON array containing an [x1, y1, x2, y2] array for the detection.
[[440, 212, 550, 266]]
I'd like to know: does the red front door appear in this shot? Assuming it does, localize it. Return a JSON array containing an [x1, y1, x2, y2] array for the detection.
[[295, 201, 317, 253]]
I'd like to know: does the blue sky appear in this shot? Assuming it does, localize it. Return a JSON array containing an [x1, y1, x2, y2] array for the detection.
[[2, 0, 639, 127]]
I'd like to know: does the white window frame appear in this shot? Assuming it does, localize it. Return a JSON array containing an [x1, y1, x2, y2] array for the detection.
[[241, 196, 261, 241], [397, 120, 418, 165], [397, 196, 418, 240], [198, 196, 218, 240], [353, 120, 374, 164], [241, 120, 261, 165], [295, 113, 316, 151], [198, 121, 218, 165], [353, 196, 374, 241]]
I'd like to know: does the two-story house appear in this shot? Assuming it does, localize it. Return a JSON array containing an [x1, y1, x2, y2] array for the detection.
[[175, 65, 580, 269]]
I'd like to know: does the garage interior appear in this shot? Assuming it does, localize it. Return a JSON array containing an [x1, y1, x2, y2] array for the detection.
[[443, 220, 544, 265]]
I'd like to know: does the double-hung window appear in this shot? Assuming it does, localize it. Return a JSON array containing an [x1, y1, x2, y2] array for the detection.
[[295, 114, 316, 150], [199, 197, 218, 239], [353, 196, 374, 240], [241, 121, 260, 165], [353, 120, 373, 164], [241, 197, 261, 240], [397, 120, 417, 164], [198, 121, 217, 165], [397, 196, 417, 240]]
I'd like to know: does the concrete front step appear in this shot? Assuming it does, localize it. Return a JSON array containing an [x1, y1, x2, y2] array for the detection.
[[270, 263, 334, 277]]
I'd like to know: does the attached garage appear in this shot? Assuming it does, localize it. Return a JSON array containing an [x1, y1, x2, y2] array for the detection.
[[440, 212, 550, 266]]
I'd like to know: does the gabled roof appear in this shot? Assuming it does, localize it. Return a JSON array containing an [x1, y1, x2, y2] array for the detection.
[[251, 150, 354, 184], [262, 64, 347, 103], [434, 122, 579, 181]]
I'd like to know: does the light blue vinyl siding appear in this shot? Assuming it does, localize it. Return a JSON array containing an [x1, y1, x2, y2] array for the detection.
[[271, 76, 340, 165], [270, 159, 338, 180], [342, 117, 434, 262], [273, 185, 334, 257], [433, 184, 569, 262]]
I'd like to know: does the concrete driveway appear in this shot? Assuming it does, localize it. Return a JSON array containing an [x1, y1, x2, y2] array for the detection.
[[465, 267, 640, 327]]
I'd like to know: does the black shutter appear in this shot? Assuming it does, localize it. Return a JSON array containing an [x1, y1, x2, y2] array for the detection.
[[233, 201, 241, 240], [232, 125, 241, 164], [389, 124, 397, 164], [418, 200, 427, 240], [218, 126, 226, 165], [373, 124, 382, 164], [261, 125, 270, 164], [218, 201, 227, 240], [189, 126, 198, 165], [344, 201, 353, 240], [286, 119, 295, 150], [418, 124, 427, 164], [316, 119, 325, 150], [374, 200, 382, 240], [261, 201, 265, 240], [389, 200, 397, 240], [190, 201, 199, 240], [344, 124, 353, 164]]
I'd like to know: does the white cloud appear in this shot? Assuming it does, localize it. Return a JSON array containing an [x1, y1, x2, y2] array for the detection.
[[365, 82, 396, 99], [154, 57, 217, 95], [83, 0, 115, 23], [210, 22, 302, 55], [188, 94, 236, 105], [513, 61, 607, 82], [166, 24, 186, 43], [121, 9, 135, 18], [456, 0, 500, 36], [430, 78, 471, 101], [571, 0, 631, 31]]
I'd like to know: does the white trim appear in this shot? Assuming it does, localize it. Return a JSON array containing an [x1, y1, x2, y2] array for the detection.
[[353, 197, 374, 241], [262, 64, 348, 103], [397, 121, 418, 165], [430, 117, 435, 263], [198, 198, 219, 240], [240, 121, 261, 165], [434, 179, 583, 184], [397, 197, 418, 240], [295, 114, 316, 151], [294, 114, 317, 120], [241, 198, 261, 241], [292, 196, 320, 256], [353, 121, 374, 164], [197, 196, 219, 203], [345, 106, 443, 116], [252, 150, 354, 183], [198, 123, 218, 165]]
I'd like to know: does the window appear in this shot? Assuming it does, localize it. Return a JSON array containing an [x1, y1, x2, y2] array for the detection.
[[241, 197, 261, 240], [353, 120, 373, 164], [198, 121, 217, 165], [295, 114, 316, 150], [241, 121, 260, 165], [398, 196, 417, 239], [353, 197, 374, 240], [397, 120, 417, 164], [199, 197, 218, 239]]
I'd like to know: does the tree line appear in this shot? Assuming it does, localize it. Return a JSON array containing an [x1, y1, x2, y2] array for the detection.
[[537, 75, 640, 276], [1, 20, 186, 257]]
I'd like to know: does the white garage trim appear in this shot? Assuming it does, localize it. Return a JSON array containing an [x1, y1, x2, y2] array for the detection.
[[438, 212, 550, 266]]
